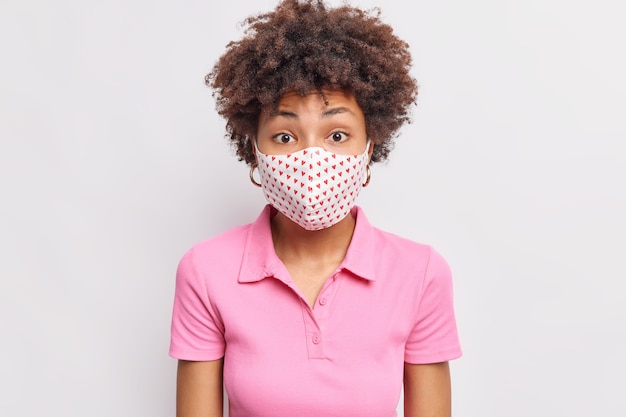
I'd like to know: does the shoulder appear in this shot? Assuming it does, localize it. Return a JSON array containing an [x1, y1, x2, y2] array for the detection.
[[375, 226, 435, 253], [184, 204, 274, 258], [353, 206, 435, 257], [350, 206, 450, 277], [373, 225, 448, 270], [177, 223, 251, 272], [189, 223, 250, 256]]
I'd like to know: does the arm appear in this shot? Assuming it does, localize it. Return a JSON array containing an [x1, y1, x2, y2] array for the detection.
[[176, 359, 224, 417], [403, 361, 451, 417]]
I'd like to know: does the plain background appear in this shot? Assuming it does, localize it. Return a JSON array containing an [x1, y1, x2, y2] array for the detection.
[[1, 0, 625, 415]]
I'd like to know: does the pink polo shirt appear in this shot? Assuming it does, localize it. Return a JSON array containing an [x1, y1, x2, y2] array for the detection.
[[170, 205, 461, 417]]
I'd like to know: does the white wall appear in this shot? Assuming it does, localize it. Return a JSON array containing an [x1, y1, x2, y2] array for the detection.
[[1, 0, 624, 416]]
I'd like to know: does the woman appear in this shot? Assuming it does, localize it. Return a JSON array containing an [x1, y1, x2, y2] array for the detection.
[[169, 1, 462, 416]]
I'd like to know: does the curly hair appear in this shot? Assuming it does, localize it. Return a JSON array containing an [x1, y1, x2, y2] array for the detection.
[[207, 0, 418, 165]]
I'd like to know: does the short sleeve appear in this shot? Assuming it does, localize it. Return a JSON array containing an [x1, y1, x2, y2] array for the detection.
[[404, 248, 462, 364], [169, 248, 226, 361]]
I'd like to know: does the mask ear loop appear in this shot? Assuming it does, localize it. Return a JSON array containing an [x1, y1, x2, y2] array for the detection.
[[362, 140, 372, 187], [362, 165, 371, 187], [249, 139, 262, 187]]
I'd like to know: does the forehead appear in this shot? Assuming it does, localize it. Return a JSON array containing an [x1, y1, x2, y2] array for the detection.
[[267, 89, 363, 115]]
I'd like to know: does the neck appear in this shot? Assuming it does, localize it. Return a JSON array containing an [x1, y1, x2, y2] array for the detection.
[[270, 211, 357, 265]]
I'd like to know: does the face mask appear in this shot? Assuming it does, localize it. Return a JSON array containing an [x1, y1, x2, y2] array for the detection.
[[255, 144, 370, 230]]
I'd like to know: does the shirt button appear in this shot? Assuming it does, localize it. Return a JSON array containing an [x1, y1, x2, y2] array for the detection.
[[312, 335, 321, 344], [319, 297, 327, 306]]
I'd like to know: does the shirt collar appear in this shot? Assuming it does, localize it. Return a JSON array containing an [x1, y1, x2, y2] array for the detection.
[[340, 205, 377, 281], [238, 204, 377, 283]]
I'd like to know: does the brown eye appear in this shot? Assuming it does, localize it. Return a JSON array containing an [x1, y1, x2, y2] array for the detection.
[[329, 131, 348, 142], [274, 133, 295, 144]]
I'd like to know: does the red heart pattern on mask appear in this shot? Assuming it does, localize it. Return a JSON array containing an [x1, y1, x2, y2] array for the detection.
[[256, 146, 369, 230]]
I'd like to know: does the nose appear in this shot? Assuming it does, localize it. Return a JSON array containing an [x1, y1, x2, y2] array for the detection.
[[296, 132, 320, 151]]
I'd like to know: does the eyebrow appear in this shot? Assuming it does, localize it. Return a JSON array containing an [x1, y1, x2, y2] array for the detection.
[[269, 107, 356, 119]]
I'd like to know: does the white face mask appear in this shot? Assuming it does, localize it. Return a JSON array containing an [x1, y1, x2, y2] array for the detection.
[[255, 144, 370, 230]]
